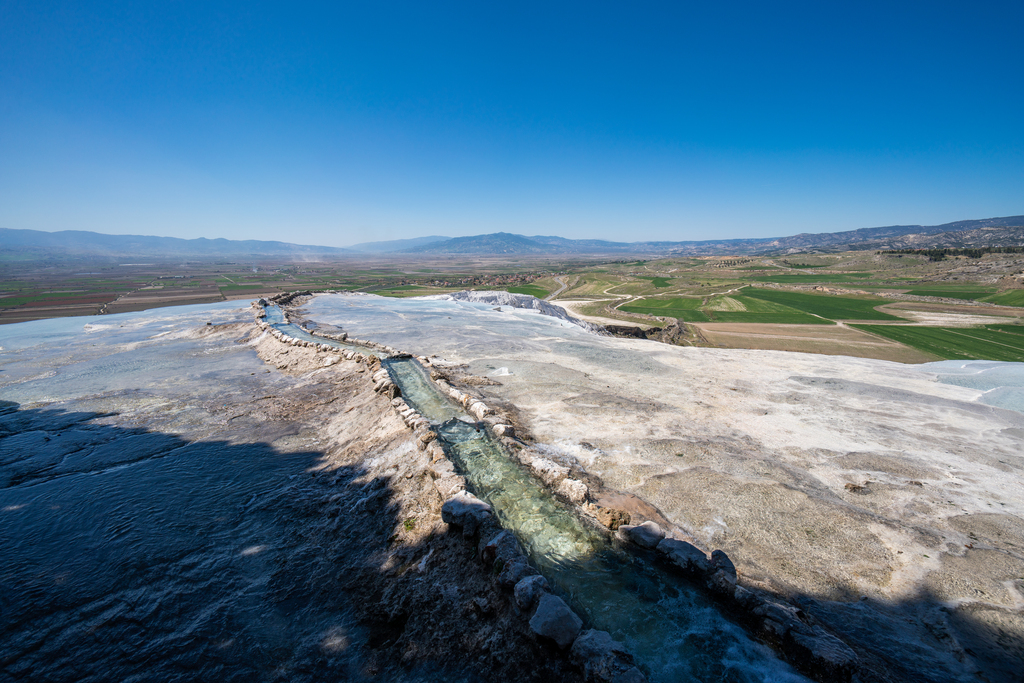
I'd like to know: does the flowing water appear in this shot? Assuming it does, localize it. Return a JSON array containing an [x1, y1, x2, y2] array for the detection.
[[392, 358, 807, 683], [268, 304, 807, 680], [263, 305, 382, 358]]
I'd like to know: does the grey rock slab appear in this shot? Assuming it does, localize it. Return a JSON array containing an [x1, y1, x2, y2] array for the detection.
[[787, 628, 858, 683], [528, 594, 582, 649], [711, 549, 737, 578], [497, 558, 538, 590], [706, 568, 738, 598], [618, 521, 665, 549], [480, 530, 522, 566], [571, 628, 627, 662], [492, 423, 515, 438], [570, 629, 648, 682], [429, 458, 456, 479], [468, 401, 491, 420], [433, 475, 466, 499], [529, 457, 570, 486], [514, 574, 550, 610], [754, 601, 807, 629], [732, 584, 763, 611], [556, 477, 589, 505], [441, 491, 493, 537], [656, 538, 711, 575]]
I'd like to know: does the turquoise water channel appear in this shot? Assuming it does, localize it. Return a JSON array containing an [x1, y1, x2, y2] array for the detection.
[[267, 305, 807, 682], [263, 305, 383, 357]]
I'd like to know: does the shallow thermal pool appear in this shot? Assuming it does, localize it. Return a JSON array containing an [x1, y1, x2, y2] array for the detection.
[[922, 359, 1024, 413]]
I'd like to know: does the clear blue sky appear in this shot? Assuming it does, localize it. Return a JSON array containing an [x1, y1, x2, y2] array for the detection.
[[1, 1, 1021, 247]]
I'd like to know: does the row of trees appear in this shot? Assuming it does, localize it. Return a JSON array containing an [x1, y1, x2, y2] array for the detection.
[[878, 246, 1024, 261]]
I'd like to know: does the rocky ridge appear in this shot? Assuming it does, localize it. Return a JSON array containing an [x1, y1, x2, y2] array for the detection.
[[422, 290, 606, 334]]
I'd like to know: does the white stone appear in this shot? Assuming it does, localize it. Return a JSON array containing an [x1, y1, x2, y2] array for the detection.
[[556, 478, 589, 505]]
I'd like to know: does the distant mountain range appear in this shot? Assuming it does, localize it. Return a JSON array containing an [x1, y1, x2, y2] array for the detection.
[[743, 215, 1024, 254], [348, 235, 451, 253], [0, 228, 353, 258], [859, 225, 1024, 251], [401, 232, 637, 254], [2, 215, 1022, 260], [391, 217, 1024, 255]]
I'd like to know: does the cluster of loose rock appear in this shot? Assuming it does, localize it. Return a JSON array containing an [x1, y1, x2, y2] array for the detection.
[[442, 491, 647, 683]]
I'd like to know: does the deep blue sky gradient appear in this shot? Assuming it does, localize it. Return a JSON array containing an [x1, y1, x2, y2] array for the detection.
[[1, 1, 1021, 246]]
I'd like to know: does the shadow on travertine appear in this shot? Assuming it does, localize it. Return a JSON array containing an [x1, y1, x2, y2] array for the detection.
[[820, 589, 1024, 683], [0, 402, 577, 683], [2, 399, 1021, 683]]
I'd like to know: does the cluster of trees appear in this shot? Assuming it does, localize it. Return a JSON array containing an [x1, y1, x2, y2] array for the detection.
[[879, 247, 1024, 261], [388, 271, 544, 288]]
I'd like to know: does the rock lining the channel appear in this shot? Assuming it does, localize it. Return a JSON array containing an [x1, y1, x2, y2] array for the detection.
[[253, 294, 861, 682]]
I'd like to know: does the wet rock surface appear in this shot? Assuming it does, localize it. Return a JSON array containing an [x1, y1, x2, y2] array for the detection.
[[593, 506, 631, 530]]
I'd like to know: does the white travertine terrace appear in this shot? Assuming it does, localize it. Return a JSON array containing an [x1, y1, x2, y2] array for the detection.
[[305, 291, 1024, 682]]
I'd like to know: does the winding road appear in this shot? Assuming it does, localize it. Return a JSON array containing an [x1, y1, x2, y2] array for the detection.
[[545, 276, 570, 300]]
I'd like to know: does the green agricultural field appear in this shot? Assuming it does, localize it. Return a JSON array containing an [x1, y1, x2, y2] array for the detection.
[[706, 294, 826, 324], [0, 291, 118, 307], [904, 285, 997, 300], [982, 290, 1024, 307], [506, 284, 549, 297], [853, 325, 1024, 362], [705, 296, 746, 312], [621, 290, 848, 324], [637, 276, 673, 288], [562, 275, 625, 297], [619, 297, 711, 322], [749, 272, 873, 284], [743, 288, 904, 321], [985, 323, 1024, 335], [218, 284, 274, 291]]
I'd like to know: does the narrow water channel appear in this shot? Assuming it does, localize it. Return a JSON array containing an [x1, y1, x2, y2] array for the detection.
[[264, 305, 382, 357], [267, 306, 807, 682]]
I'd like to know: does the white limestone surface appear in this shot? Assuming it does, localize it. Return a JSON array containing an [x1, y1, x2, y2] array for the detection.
[[305, 292, 1024, 682]]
